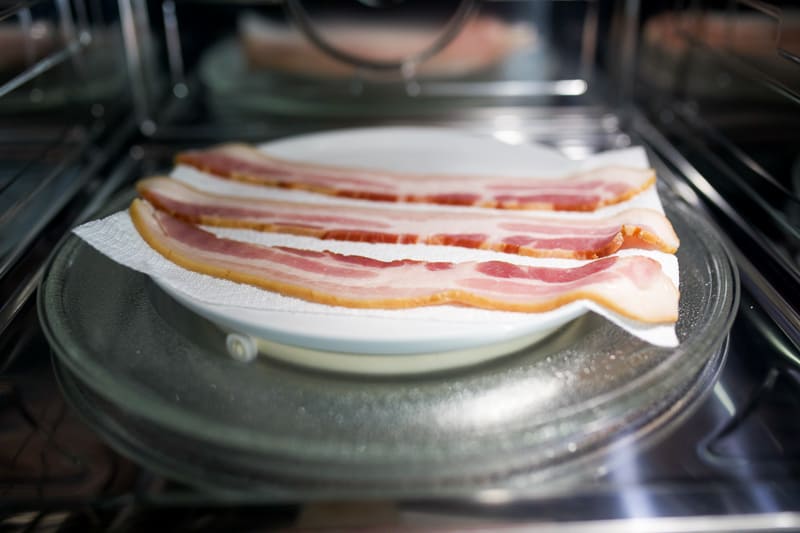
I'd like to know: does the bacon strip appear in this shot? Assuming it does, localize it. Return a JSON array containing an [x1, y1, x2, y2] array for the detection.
[[138, 177, 679, 259], [176, 144, 657, 211], [130, 199, 679, 323]]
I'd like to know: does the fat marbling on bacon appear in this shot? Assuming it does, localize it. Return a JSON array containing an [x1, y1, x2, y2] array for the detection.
[[137, 177, 679, 260], [129, 199, 679, 323], [175, 144, 657, 212]]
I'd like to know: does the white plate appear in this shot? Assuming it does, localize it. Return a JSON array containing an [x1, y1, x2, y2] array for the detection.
[[260, 126, 568, 176], [157, 277, 586, 362], [75, 126, 675, 370], [161, 127, 590, 362]]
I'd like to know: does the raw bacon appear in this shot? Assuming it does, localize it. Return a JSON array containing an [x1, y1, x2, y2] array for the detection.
[[176, 144, 657, 211], [138, 177, 679, 259], [130, 199, 679, 323]]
